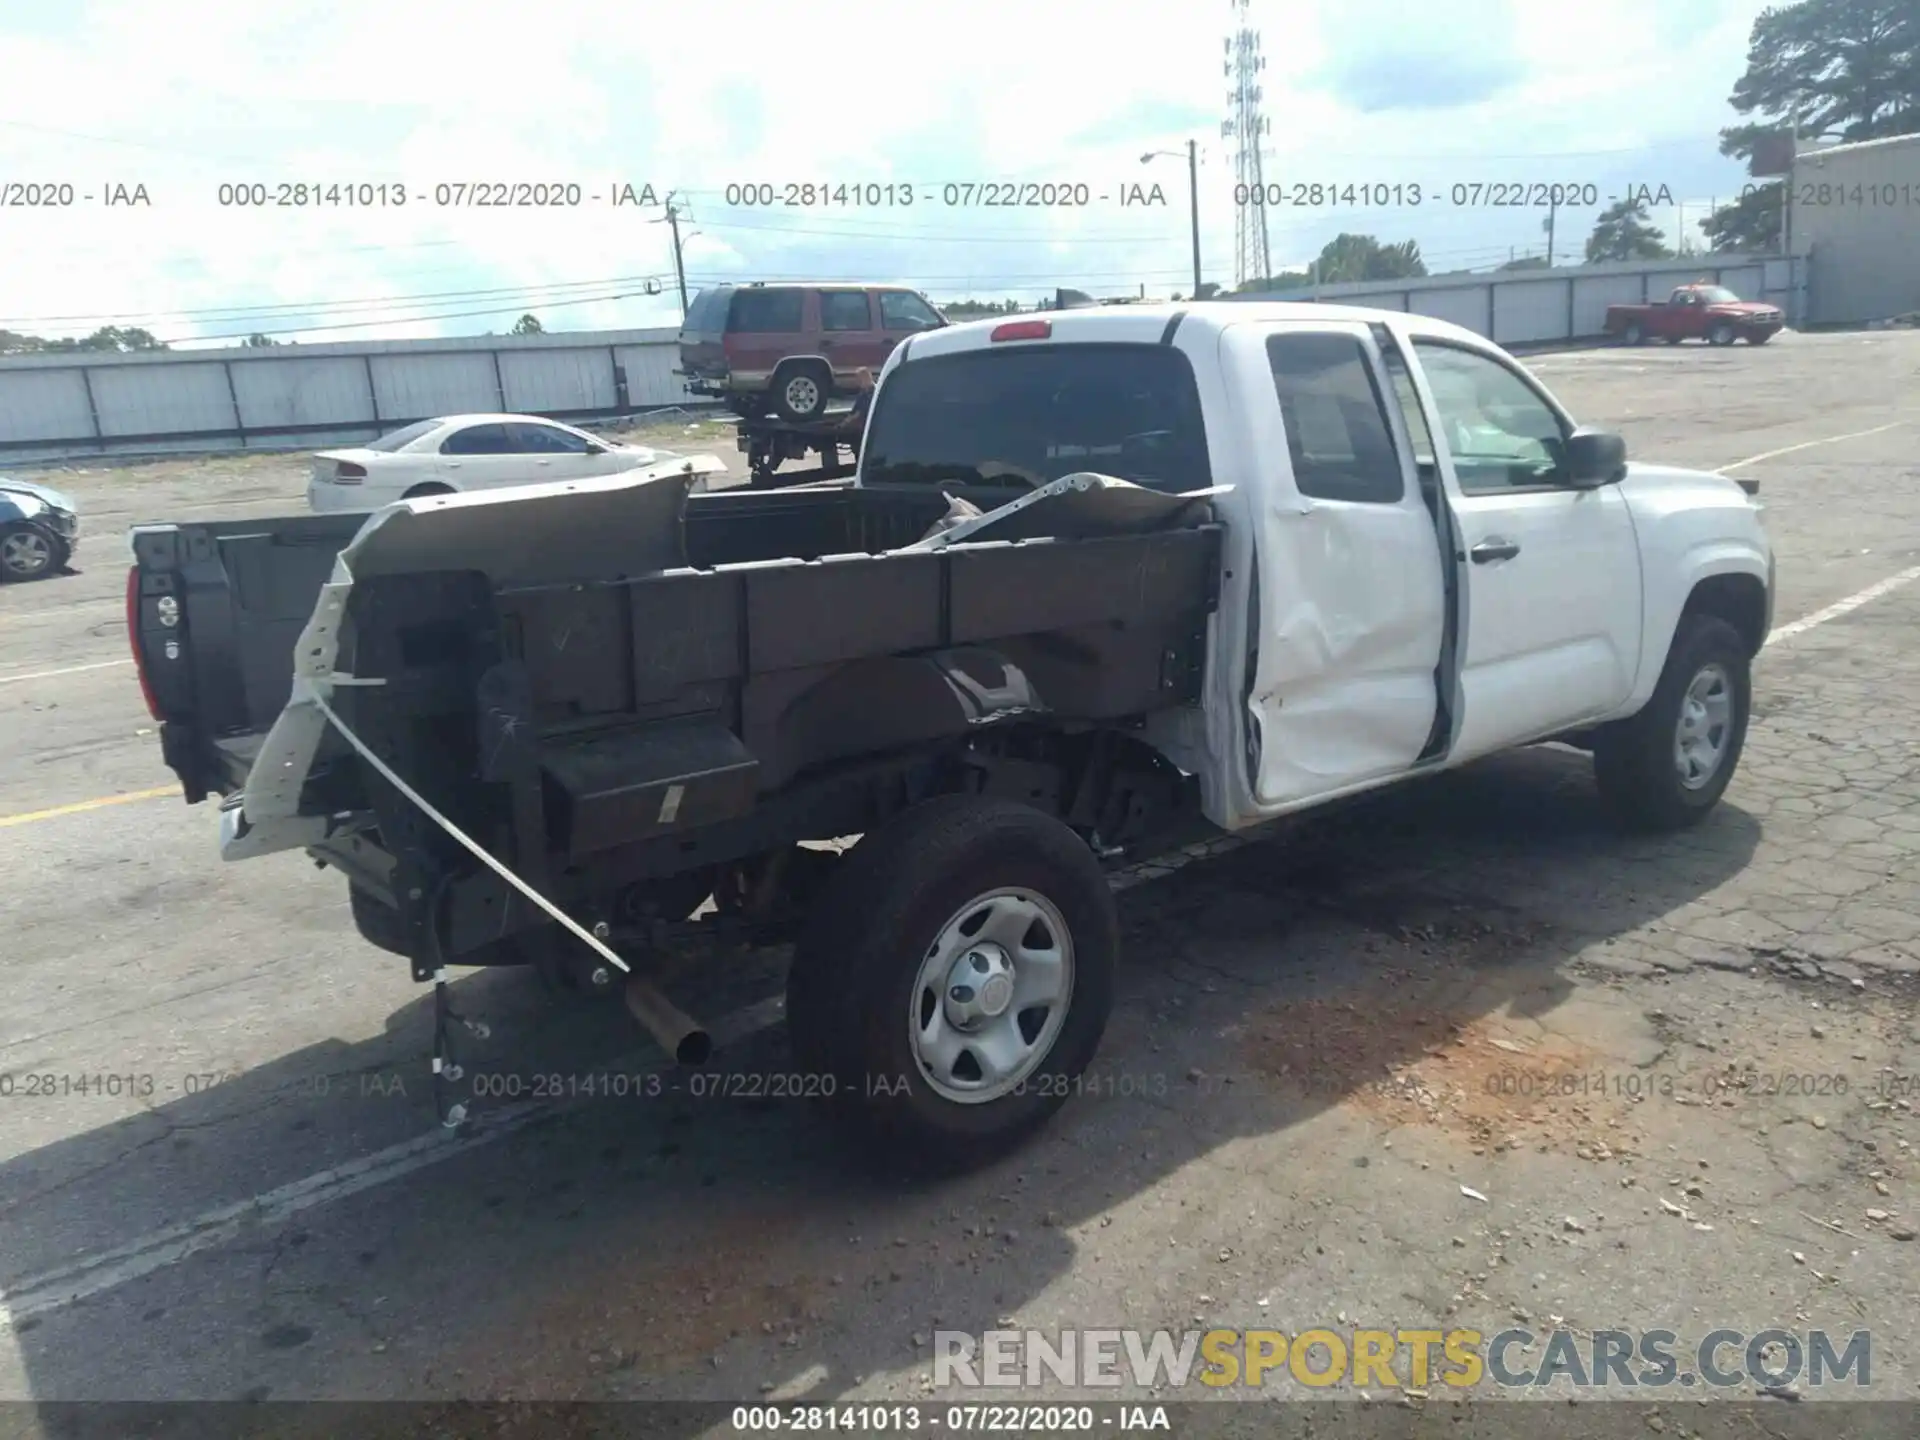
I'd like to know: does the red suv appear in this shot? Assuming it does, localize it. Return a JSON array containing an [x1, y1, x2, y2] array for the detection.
[[676, 283, 947, 421]]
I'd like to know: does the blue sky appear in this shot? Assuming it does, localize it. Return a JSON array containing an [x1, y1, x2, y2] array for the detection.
[[0, 0, 1778, 345]]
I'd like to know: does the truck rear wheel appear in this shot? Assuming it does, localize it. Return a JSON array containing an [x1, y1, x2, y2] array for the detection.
[[786, 795, 1117, 1174], [1592, 614, 1750, 832], [1620, 321, 1644, 346]]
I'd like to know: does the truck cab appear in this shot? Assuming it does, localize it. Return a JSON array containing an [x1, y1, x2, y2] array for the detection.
[[859, 302, 1772, 833]]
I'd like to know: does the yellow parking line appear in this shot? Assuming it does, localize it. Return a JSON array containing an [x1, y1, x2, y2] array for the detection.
[[0, 785, 177, 829]]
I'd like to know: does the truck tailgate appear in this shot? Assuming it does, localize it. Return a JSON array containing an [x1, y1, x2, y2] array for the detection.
[[130, 514, 365, 801]]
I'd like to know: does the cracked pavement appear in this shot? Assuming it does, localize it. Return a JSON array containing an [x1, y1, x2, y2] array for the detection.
[[1, 330, 1918, 1425]]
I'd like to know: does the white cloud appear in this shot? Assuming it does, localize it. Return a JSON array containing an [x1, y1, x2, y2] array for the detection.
[[0, 0, 1778, 343]]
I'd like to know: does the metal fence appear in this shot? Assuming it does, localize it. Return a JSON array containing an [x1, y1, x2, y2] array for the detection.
[[0, 254, 1805, 464], [1218, 253, 1803, 347], [0, 327, 704, 463]]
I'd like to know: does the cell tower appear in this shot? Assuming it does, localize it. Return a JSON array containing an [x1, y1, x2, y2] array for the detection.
[[1223, 0, 1273, 288]]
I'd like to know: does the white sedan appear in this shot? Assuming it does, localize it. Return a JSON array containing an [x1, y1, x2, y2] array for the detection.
[[306, 414, 675, 512]]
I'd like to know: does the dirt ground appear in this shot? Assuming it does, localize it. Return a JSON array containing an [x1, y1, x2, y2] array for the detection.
[[2, 330, 1919, 1432]]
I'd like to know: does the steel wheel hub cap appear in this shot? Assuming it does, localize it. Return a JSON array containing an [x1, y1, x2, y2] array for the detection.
[[788, 378, 817, 407], [909, 888, 1074, 1105], [945, 944, 1016, 1026], [1674, 662, 1733, 789]]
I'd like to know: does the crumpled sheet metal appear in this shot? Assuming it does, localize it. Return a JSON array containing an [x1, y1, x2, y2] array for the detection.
[[905, 472, 1230, 550], [227, 454, 723, 855]]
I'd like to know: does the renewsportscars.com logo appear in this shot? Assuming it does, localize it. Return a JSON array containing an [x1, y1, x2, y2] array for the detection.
[[933, 1327, 1872, 1392]]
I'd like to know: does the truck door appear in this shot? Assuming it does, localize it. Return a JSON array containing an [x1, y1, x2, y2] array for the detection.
[[1228, 320, 1450, 807], [1400, 336, 1642, 760]]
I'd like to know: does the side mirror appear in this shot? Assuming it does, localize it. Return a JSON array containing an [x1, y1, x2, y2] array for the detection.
[[1565, 426, 1627, 487]]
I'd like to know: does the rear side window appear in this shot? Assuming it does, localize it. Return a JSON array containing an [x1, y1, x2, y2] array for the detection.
[[820, 291, 872, 331], [683, 288, 728, 332], [728, 288, 805, 333], [861, 343, 1211, 494], [440, 423, 515, 455], [366, 419, 441, 452], [1264, 334, 1405, 504]]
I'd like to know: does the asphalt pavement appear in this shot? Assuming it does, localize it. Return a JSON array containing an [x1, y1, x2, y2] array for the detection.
[[2, 330, 1918, 1421]]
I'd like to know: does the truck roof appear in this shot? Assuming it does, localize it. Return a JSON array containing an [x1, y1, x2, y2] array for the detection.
[[898, 299, 1493, 361]]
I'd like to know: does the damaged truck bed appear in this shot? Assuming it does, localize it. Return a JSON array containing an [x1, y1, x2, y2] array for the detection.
[[130, 464, 1224, 1154]]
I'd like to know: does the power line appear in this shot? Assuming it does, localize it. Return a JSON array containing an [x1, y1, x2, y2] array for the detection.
[[0, 272, 672, 327], [160, 289, 657, 345]]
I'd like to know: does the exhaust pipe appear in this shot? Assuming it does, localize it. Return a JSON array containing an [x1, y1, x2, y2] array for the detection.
[[624, 977, 713, 1066]]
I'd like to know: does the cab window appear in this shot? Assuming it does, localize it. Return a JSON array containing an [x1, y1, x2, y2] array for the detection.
[[1410, 342, 1569, 492]]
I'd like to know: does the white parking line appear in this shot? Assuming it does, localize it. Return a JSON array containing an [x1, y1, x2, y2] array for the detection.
[[0, 994, 788, 1331], [0, 658, 131, 685], [1766, 565, 1920, 645], [1720, 420, 1908, 472]]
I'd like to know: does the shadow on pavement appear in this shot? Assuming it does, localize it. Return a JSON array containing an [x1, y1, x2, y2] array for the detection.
[[2, 744, 1763, 1427]]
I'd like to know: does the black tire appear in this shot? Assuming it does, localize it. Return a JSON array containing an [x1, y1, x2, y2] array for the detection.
[[1592, 614, 1751, 832], [787, 795, 1118, 1174], [772, 363, 831, 422], [401, 481, 456, 499], [1708, 322, 1737, 347], [0, 522, 66, 582], [1745, 330, 1773, 345]]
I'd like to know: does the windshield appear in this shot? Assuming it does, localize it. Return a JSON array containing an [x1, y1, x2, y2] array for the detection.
[[364, 419, 442, 452], [1691, 287, 1740, 304], [860, 343, 1212, 494]]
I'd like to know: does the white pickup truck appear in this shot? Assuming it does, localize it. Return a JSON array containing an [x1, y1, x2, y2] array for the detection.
[[130, 300, 1773, 1171]]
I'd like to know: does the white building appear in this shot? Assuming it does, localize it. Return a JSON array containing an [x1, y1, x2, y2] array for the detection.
[[1790, 131, 1920, 326]]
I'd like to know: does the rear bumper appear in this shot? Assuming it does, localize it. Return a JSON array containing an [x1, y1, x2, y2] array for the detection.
[[678, 369, 770, 395], [307, 478, 376, 514]]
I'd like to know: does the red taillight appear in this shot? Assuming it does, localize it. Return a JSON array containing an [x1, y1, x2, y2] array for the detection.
[[334, 461, 366, 483], [127, 567, 162, 720], [990, 320, 1052, 342]]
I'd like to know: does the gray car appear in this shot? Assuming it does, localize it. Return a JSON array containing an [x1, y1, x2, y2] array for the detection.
[[0, 477, 80, 582]]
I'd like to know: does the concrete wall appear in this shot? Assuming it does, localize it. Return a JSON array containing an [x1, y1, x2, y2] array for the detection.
[[1219, 254, 1803, 345], [1791, 133, 1920, 326], [0, 327, 706, 462]]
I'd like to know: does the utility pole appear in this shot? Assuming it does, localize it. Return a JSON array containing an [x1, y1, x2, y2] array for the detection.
[[1187, 138, 1203, 298], [660, 192, 691, 316], [1544, 195, 1558, 268], [1141, 142, 1205, 298]]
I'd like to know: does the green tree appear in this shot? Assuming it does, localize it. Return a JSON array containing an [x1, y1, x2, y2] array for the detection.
[[510, 312, 543, 334], [1704, 1, 1919, 244], [1720, 0, 1920, 161], [940, 298, 1023, 318], [242, 332, 282, 347], [1313, 233, 1427, 283], [1585, 198, 1672, 262], [1700, 182, 1784, 251], [0, 325, 167, 354]]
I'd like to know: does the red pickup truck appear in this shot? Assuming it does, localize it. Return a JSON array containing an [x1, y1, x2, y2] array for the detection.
[[1604, 285, 1785, 347]]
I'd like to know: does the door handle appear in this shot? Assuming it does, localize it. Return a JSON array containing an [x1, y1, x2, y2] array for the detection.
[[1470, 538, 1520, 563]]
